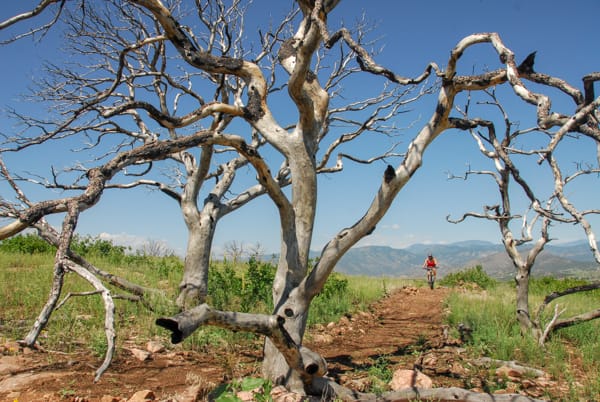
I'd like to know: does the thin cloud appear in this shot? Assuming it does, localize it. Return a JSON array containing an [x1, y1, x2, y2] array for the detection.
[[97, 232, 180, 256]]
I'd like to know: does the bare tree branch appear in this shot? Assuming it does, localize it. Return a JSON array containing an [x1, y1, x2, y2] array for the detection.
[[0, 0, 65, 43]]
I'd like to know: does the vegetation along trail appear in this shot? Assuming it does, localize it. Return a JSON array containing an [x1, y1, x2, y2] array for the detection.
[[4, 283, 585, 401], [1, 286, 455, 401]]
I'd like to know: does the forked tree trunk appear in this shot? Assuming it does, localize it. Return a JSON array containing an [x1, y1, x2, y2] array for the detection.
[[262, 296, 310, 392], [177, 220, 215, 309], [514, 263, 537, 336], [176, 146, 219, 310]]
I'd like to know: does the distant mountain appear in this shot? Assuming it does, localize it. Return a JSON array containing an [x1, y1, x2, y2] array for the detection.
[[329, 240, 599, 280], [546, 241, 597, 262]]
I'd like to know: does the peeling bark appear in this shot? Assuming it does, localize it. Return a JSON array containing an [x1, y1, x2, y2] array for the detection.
[[309, 378, 546, 402], [156, 304, 327, 388]]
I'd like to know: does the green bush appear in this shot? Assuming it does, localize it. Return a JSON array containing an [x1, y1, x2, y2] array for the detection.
[[0, 233, 132, 265], [319, 272, 349, 298], [210, 377, 272, 402], [0, 233, 55, 254], [207, 258, 351, 321], [440, 265, 497, 290], [72, 235, 130, 263], [365, 355, 394, 395], [308, 272, 350, 325], [209, 262, 244, 310], [152, 255, 184, 280], [529, 276, 592, 295], [242, 257, 276, 312]]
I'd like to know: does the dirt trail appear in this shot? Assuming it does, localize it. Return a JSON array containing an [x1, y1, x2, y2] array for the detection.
[[307, 286, 450, 369], [0, 286, 453, 401]]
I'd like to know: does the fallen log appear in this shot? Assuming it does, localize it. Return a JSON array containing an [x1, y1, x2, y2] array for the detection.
[[310, 377, 548, 402]]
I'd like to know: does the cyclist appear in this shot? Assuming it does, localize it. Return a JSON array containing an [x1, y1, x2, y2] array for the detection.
[[422, 253, 438, 280]]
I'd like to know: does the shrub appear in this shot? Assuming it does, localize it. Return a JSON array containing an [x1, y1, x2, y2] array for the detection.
[[366, 355, 394, 395], [319, 272, 349, 298], [529, 276, 591, 295], [308, 272, 350, 325], [209, 262, 244, 310], [0, 233, 55, 254], [241, 257, 276, 312], [440, 265, 497, 290], [153, 255, 184, 280], [0, 233, 133, 265], [207, 258, 351, 321], [71, 235, 129, 263]]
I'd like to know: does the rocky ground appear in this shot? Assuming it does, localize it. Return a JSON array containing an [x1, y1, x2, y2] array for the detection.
[[0, 286, 586, 401]]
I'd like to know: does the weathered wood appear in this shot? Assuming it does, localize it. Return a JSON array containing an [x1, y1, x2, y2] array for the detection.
[[310, 378, 547, 402], [156, 304, 327, 382]]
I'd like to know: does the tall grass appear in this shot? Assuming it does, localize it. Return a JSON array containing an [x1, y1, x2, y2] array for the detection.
[[309, 274, 410, 325], [0, 237, 407, 356], [445, 275, 600, 399], [2, 236, 598, 399]]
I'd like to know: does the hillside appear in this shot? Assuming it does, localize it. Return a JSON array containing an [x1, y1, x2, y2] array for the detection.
[[331, 240, 599, 280]]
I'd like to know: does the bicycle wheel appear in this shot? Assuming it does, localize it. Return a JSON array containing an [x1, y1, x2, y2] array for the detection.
[[427, 271, 435, 289]]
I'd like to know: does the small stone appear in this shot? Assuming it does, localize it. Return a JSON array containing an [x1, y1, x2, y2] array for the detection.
[[496, 365, 522, 380], [236, 390, 255, 401], [130, 348, 151, 361], [389, 369, 433, 391], [146, 340, 165, 354], [312, 333, 334, 344], [127, 389, 155, 401]]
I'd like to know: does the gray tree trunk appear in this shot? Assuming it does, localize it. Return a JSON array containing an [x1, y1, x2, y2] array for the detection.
[[177, 217, 215, 309]]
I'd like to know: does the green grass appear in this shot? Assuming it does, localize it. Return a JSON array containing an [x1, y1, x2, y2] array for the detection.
[[1, 242, 599, 400], [0, 248, 408, 354], [309, 274, 410, 326], [444, 277, 600, 399], [0, 250, 180, 353]]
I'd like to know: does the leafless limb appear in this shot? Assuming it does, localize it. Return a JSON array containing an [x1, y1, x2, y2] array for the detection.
[[538, 304, 567, 347], [55, 290, 103, 310], [55, 290, 144, 310], [546, 155, 600, 263], [156, 304, 328, 381], [534, 281, 600, 345], [0, 0, 65, 44], [1, 158, 162, 379], [22, 200, 79, 347], [34, 219, 159, 305], [62, 260, 116, 382]]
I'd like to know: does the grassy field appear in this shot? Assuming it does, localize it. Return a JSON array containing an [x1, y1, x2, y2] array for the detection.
[[0, 249, 409, 353], [440, 269, 600, 400], [1, 238, 599, 399]]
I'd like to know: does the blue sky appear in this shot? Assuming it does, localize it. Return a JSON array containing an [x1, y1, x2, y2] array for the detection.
[[1, 1, 599, 257]]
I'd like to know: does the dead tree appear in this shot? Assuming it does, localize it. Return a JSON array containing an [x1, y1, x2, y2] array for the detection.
[[1, 0, 414, 311], [447, 78, 600, 341], [1, 1, 597, 400]]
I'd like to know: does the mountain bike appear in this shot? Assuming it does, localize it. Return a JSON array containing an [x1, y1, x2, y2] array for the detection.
[[424, 267, 436, 289]]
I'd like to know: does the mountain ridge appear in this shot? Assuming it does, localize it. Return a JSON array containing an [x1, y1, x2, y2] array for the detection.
[[326, 240, 599, 280]]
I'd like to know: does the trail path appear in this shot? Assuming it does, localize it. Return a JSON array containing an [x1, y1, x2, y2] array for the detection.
[[0, 286, 504, 401], [307, 286, 449, 370], [306, 286, 456, 390]]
